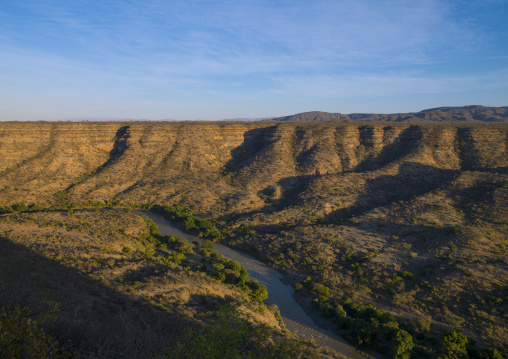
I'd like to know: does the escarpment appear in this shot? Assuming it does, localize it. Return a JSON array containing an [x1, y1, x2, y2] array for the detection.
[[0, 122, 506, 215]]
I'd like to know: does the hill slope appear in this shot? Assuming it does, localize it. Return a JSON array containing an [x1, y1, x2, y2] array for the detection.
[[0, 121, 507, 358], [272, 106, 508, 123], [0, 209, 327, 358]]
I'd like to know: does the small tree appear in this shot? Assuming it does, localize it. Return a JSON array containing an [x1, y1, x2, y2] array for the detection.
[[393, 329, 414, 359], [440, 329, 468, 359], [12, 202, 28, 212], [0, 306, 70, 358], [173, 252, 186, 265], [201, 239, 214, 249]]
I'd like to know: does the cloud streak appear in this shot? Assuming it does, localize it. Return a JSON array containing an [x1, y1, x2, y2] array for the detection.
[[6, 0, 475, 73], [272, 68, 508, 99]]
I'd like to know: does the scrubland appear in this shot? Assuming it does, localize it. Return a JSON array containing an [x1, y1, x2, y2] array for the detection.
[[0, 209, 331, 358], [0, 120, 506, 358]]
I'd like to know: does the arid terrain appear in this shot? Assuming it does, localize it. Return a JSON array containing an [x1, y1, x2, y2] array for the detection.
[[273, 105, 508, 123], [0, 209, 331, 358], [0, 108, 507, 358]]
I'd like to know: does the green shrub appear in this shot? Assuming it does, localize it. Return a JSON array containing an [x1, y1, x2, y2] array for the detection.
[[335, 305, 347, 318], [183, 217, 197, 230], [153, 204, 226, 240], [195, 218, 213, 230], [393, 329, 414, 359], [145, 218, 159, 236], [345, 318, 376, 347], [486, 296, 503, 305], [225, 260, 242, 272], [0, 205, 13, 214], [276, 259, 287, 267], [246, 279, 268, 302], [214, 272, 226, 282], [303, 257, 313, 265], [317, 295, 328, 302], [401, 271, 414, 280], [173, 252, 186, 265], [239, 268, 248, 279], [351, 262, 361, 270], [167, 236, 193, 253], [310, 283, 330, 296], [213, 263, 225, 271], [441, 329, 468, 358], [167, 305, 307, 358], [201, 239, 214, 249], [12, 202, 29, 212], [0, 306, 71, 359]]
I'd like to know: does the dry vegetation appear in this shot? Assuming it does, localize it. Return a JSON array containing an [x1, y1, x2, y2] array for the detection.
[[0, 120, 506, 358], [0, 209, 330, 358]]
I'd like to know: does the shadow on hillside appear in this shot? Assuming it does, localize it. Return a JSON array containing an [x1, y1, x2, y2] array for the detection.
[[352, 125, 422, 172], [354, 220, 457, 244], [214, 173, 318, 224], [472, 166, 508, 174], [65, 125, 131, 192], [447, 178, 508, 225], [347, 220, 474, 283], [274, 175, 316, 205], [224, 126, 277, 174], [325, 162, 458, 224], [85, 125, 131, 174], [0, 237, 195, 358]]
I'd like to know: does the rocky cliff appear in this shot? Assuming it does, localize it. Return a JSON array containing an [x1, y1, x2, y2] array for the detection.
[[0, 122, 506, 215]]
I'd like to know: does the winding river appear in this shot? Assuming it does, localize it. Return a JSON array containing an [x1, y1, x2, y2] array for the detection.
[[135, 210, 370, 359]]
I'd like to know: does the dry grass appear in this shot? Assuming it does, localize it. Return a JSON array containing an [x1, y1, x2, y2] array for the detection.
[[0, 210, 308, 358], [0, 121, 506, 356]]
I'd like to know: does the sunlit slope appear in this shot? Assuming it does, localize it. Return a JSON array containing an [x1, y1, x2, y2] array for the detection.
[[0, 122, 505, 216], [273, 105, 508, 123], [0, 120, 507, 353]]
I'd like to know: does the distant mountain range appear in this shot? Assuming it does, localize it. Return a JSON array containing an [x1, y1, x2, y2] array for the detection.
[[271, 105, 508, 123], [220, 117, 275, 122]]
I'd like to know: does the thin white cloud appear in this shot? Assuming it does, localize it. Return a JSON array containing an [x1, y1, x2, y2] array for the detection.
[[8, 0, 478, 75], [272, 68, 508, 98]]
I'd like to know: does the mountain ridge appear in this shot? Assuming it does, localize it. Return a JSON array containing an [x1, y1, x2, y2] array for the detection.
[[271, 105, 508, 123]]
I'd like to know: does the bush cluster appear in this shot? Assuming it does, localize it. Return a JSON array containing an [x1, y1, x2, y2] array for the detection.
[[167, 304, 309, 358], [0, 306, 71, 359], [297, 277, 507, 359], [151, 204, 229, 241]]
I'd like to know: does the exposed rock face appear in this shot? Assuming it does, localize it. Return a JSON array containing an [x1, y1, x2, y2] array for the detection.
[[273, 105, 508, 123], [0, 122, 506, 216]]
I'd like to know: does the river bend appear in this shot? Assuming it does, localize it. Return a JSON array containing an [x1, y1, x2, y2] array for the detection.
[[135, 210, 368, 359]]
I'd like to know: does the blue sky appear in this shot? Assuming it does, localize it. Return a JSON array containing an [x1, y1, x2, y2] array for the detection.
[[0, 0, 507, 121]]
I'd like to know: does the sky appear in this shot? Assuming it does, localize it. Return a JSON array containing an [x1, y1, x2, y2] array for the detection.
[[0, 0, 507, 121]]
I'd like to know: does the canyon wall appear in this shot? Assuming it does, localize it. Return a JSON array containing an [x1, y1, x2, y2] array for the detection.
[[0, 122, 506, 215]]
